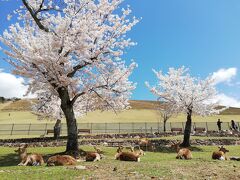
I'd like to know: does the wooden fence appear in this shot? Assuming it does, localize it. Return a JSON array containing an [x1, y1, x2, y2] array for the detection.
[[0, 121, 239, 136]]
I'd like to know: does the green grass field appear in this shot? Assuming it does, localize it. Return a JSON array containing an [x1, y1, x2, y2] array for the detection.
[[0, 145, 240, 179]]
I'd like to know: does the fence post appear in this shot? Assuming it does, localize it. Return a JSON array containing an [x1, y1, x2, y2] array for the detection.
[[10, 123, 14, 135], [105, 123, 107, 134], [145, 122, 147, 134], [91, 123, 93, 134], [206, 122, 208, 132], [150, 127, 153, 134], [157, 121, 160, 133], [44, 123, 48, 135], [118, 123, 121, 134], [28, 123, 31, 135], [132, 122, 134, 133]]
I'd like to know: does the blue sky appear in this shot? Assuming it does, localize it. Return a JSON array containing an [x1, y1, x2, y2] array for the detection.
[[0, 0, 240, 106]]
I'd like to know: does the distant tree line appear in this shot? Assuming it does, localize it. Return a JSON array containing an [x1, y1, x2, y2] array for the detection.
[[0, 97, 21, 103]]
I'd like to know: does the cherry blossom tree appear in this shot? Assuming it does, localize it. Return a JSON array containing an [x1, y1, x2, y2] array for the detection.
[[156, 101, 177, 132], [146, 67, 223, 147], [0, 0, 139, 152]]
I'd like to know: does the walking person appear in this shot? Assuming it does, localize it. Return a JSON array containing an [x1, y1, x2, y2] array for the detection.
[[54, 119, 61, 140], [217, 119, 222, 131], [231, 120, 238, 131]]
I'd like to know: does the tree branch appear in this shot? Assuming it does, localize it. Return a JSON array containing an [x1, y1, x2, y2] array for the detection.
[[22, 0, 50, 33], [71, 92, 86, 105], [67, 56, 98, 77], [67, 61, 91, 77], [92, 89, 117, 114]]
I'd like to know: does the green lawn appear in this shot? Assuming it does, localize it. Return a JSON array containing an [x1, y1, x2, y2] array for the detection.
[[0, 145, 240, 179], [1, 109, 240, 124]]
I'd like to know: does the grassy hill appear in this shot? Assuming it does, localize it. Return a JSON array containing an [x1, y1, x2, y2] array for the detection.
[[2, 99, 240, 114], [0, 99, 33, 111], [130, 100, 240, 115], [0, 99, 240, 124]]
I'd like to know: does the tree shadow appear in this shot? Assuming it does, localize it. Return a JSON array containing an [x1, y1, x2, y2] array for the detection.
[[149, 146, 204, 153], [0, 153, 19, 167], [190, 146, 204, 152], [0, 152, 65, 167], [0, 148, 88, 167]]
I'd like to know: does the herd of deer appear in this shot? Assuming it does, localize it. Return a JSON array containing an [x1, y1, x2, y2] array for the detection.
[[14, 139, 233, 166]]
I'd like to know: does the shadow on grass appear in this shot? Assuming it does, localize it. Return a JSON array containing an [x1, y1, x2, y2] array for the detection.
[[0, 153, 63, 167], [0, 152, 66, 167], [0, 153, 19, 167], [0, 149, 88, 167], [149, 146, 204, 153]]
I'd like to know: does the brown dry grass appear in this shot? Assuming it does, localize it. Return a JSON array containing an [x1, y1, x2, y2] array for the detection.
[[1, 99, 34, 111]]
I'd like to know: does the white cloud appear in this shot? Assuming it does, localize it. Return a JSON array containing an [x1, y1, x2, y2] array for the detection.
[[214, 93, 240, 108], [0, 70, 29, 98], [211, 67, 237, 85]]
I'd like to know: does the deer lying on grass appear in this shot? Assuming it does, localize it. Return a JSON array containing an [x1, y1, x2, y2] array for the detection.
[[15, 144, 44, 166], [171, 142, 192, 160], [138, 139, 155, 151], [212, 146, 229, 160], [93, 146, 104, 154], [130, 146, 145, 156], [47, 155, 77, 166], [79, 146, 102, 162], [85, 152, 101, 162], [115, 146, 141, 162]]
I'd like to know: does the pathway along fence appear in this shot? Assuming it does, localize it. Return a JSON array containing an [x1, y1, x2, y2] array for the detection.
[[0, 121, 239, 136]]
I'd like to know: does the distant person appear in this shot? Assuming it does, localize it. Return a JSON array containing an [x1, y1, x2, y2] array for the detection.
[[54, 119, 61, 140], [217, 119, 222, 131], [231, 120, 238, 131]]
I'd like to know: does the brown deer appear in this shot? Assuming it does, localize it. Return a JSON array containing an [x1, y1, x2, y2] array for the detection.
[[47, 155, 77, 166], [212, 146, 229, 160], [15, 144, 44, 166], [115, 146, 141, 162], [138, 139, 155, 151], [79, 146, 101, 162], [93, 146, 103, 154], [130, 146, 145, 156], [171, 142, 192, 160]]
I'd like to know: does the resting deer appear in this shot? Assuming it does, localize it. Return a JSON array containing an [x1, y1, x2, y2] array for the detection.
[[139, 139, 155, 151], [115, 146, 141, 162], [130, 146, 145, 156], [171, 142, 192, 160], [93, 146, 103, 154], [212, 146, 229, 160], [79, 146, 101, 162], [47, 155, 77, 166], [15, 144, 44, 166]]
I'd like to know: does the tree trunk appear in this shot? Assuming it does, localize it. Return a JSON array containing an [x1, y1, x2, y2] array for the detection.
[[181, 109, 192, 147], [58, 88, 79, 152], [163, 119, 167, 132]]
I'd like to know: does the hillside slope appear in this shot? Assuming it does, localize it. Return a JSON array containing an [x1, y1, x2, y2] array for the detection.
[[129, 100, 240, 115], [1, 99, 240, 115]]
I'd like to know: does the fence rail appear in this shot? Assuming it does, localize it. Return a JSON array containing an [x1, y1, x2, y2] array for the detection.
[[0, 121, 239, 136]]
